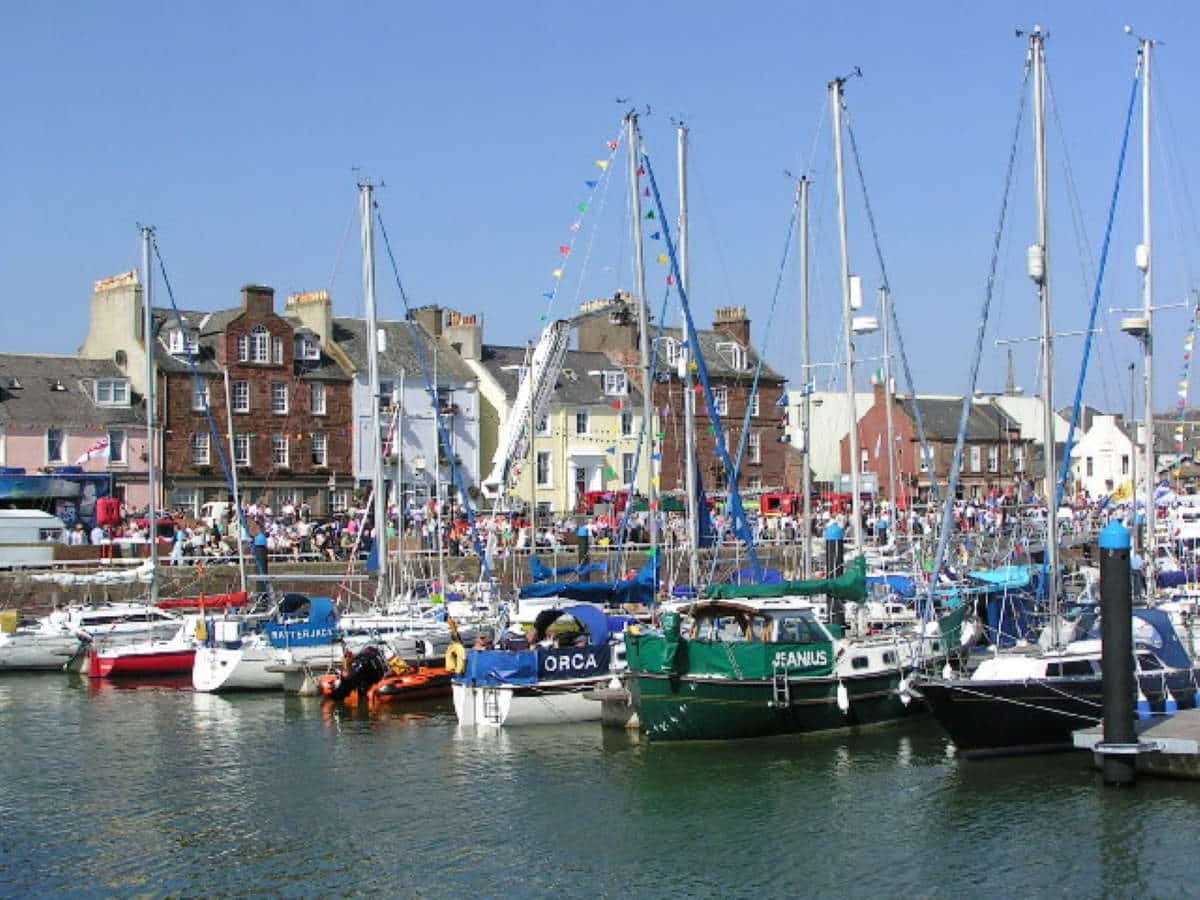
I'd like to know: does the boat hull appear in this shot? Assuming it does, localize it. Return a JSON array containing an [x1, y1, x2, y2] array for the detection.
[[630, 670, 915, 741], [918, 671, 1200, 757], [453, 677, 606, 727], [192, 644, 342, 693], [89, 648, 195, 678], [0, 634, 85, 671]]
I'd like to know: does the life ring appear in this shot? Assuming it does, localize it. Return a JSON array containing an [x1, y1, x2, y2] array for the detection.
[[444, 642, 467, 675]]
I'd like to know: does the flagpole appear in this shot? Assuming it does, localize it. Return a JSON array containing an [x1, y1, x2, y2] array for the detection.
[[141, 225, 159, 604]]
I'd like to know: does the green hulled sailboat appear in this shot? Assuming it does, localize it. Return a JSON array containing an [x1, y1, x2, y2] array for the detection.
[[625, 558, 963, 741]]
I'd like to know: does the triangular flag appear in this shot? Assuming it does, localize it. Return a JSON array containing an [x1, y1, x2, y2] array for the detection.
[[551, 269, 563, 279], [666, 274, 675, 285], [542, 291, 555, 300], [637, 165, 645, 176], [657, 432, 666, 440], [649, 500, 659, 510], [606, 445, 617, 454], [559, 245, 571, 256], [656, 254, 668, 264], [651, 453, 661, 462], [577, 203, 588, 213], [650, 231, 661, 240], [585, 180, 598, 189], [595, 160, 609, 171], [645, 210, 656, 219], [651, 477, 659, 488], [607, 140, 618, 150], [643, 188, 650, 197], [569, 221, 581, 232], [611, 401, 622, 410]]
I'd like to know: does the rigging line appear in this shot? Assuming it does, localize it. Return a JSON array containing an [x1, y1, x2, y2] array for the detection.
[[1155, 73, 1200, 285], [1056, 71, 1140, 511], [642, 149, 762, 580], [1045, 63, 1115, 409], [373, 206, 490, 578], [1152, 90, 1196, 299], [327, 195, 359, 293], [150, 238, 265, 579], [842, 104, 940, 504], [568, 142, 620, 309], [923, 62, 1030, 628], [707, 196, 800, 581]]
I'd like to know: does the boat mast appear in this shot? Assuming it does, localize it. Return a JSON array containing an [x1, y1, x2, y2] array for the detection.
[[359, 182, 388, 605], [1027, 26, 1059, 628], [830, 75, 861, 549], [678, 121, 700, 588], [433, 343, 447, 593], [880, 286, 898, 527], [798, 176, 813, 577], [1137, 35, 1156, 581], [625, 111, 658, 552], [396, 370, 406, 599], [1129, 361, 1138, 554], [222, 366, 247, 594], [140, 225, 159, 604], [526, 339, 538, 551]]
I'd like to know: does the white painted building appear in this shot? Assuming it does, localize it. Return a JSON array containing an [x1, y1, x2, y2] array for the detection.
[[1069, 414, 1140, 498], [785, 390, 873, 482]]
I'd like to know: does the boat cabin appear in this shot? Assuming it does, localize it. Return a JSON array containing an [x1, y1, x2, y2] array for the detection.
[[686, 601, 834, 645]]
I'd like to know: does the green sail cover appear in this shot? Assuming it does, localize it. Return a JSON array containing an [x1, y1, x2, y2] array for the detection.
[[936, 603, 967, 650], [625, 631, 834, 679], [702, 555, 867, 602]]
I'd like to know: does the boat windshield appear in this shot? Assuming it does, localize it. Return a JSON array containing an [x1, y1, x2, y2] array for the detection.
[[771, 611, 827, 644], [694, 610, 769, 643]]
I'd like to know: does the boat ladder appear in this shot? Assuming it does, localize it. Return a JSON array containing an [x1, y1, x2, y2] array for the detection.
[[482, 687, 502, 724], [769, 664, 790, 708]]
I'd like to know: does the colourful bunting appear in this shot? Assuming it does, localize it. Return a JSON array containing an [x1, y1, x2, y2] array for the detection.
[[643, 188, 650, 197], [542, 291, 555, 300], [577, 203, 588, 213], [637, 165, 645, 176], [656, 254, 668, 264], [559, 245, 571, 256], [551, 269, 563, 279], [645, 210, 656, 220], [666, 275, 675, 285], [569, 221, 581, 232], [607, 140, 618, 150], [650, 231, 661, 240], [610, 401, 622, 410], [651, 453, 661, 462], [606, 445, 617, 454], [594, 160, 609, 171], [585, 180, 598, 189]]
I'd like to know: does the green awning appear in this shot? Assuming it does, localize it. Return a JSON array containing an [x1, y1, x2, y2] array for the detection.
[[702, 556, 867, 602]]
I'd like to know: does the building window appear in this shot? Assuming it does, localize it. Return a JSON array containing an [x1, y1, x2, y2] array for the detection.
[[970, 445, 982, 472], [233, 433, 251, 467], [714, 385, 729, 416], [1121, 454, 1129, 475], [575, 409, 589, 436], [237, 333, 249, 362], [310, 382, 326, 415], [659, 337, 680, 367], [295, 334, 320, 361], [249, 325, 270, 363], [330, 489, 349, 513], [168, 329, 199, 356], [860, 448, 869, 473], [94, 378, 130, 406], [310, 433, 327, 467], [622, 452, 635, 485], [987, 445, 999, 473], [750, 388, 760, 418], [271, 434, 289, 467], [46, 428, 64, 463], [1013, 445, 1025, 472], [1086, 456, 1094, 478], [749, 430, 761, 464], [621, 411, 634, 436], [171, 487, 198, 515], [378, 380, 393, 412], [748, 476, 763, 491], [192, 380, 209, 412], [920, 447, 932, 473], [603, 370, 628, 396], [271, 382, 288, 414], [191, 432, 210, 465], [107, 429, 126, 465], [536, 415, 551, 437], [271, 336, 283, 365], [536, 450, 552, 487], [715, 341, 747, 371], [233, 381, 250, 413]]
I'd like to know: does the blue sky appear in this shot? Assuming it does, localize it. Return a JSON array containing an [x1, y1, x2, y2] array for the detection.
[[4, 2, 1200, 417]]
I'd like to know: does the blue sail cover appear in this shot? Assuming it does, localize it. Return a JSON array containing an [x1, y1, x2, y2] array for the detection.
[[265, 596, 339, 648], [1133, 609, 1193, 669], [867, 574, 916, 598], [518, 557, 658, 605], [529, 555, 607, 582]]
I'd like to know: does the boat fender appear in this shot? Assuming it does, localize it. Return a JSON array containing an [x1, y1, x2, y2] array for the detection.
[[195, 619, 208, 643], [836, 680, 850, 714], [942, 662, 953, 680], [1136, 686, 1151, 721], [445, 642, 467, 675], [1166, 688, 1179, 715], [897, 675, 912, 707]]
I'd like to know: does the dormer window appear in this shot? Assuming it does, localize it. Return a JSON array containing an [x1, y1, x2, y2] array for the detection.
[[294, 334, 321, 361], [168, 329, 199, 356], [658, 337, 680, 367], [603, 370, 628, 396], [716, 341, 748, 372], [94, 378, 129, 406]]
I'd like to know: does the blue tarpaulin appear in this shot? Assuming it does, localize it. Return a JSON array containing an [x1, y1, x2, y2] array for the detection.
[[461, 649, 538, 686], [530, 555, 607, 582], [519, 557, 658, 605], [867, 574, 916, 598]]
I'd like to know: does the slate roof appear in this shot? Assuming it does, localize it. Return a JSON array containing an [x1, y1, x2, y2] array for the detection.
[[0, 355, 147, 428], [334, 317, 475, 385], [152, 307, 349, 381], [479, 345, 643, 407], [899, 397, 1021, 441], [1057, 405, 1104, 433], [653, 326, 784, 381]]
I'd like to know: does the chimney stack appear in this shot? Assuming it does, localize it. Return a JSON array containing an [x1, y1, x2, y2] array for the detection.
[[285, 289, 334, 348], [241, 284, 275, 318], [713, 305, 750, 346]]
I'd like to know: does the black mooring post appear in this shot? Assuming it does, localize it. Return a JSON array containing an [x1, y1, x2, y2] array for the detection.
[[824, 522, 846, 627], [1099, 520, 1136, 786]]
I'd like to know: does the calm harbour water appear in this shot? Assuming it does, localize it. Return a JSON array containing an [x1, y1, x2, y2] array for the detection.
[[2, 677, 1199, 899]]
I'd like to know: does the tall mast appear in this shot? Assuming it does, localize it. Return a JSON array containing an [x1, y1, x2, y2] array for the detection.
[[1129, 362, 1138, 554], [830, 76, 861, 548], [678, 121, 699, 587], [880, 287, 898, 526], [626, 111, 658, 552], [223, 366, 247, 593], [359, 182, 388, 604], [433, 344, 446, 593], [798, 176, 813, 577], [1138, 36, 1156, 581], [526, 339, 538, 550], [396, 370, 405, 597], [140, 225, 159, 603], [1028, 26, 1059, 627]]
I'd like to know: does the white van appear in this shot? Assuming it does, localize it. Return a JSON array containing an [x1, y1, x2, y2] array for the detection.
[[0, 510, 66, 567]]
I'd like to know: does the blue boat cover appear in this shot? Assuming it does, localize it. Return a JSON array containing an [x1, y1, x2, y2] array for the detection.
[[985, 594, 1031, 648], [266, 596, 338, 648], [1132, 609, 1193, 669], [461, 649, 538, 686], [518, 557, 657, 605], [969, 566, 1032, 592], [867, 574, 916, 597], [724, 567, 783, 585], [529, 555, 607, 582]]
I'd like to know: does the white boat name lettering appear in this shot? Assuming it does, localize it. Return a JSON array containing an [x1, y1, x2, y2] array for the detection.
[[772, 649, 829, 668], [542, 652, 599, 672]]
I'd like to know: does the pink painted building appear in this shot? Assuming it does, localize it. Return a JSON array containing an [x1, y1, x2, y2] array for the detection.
[[0, 355, 151, 516]]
